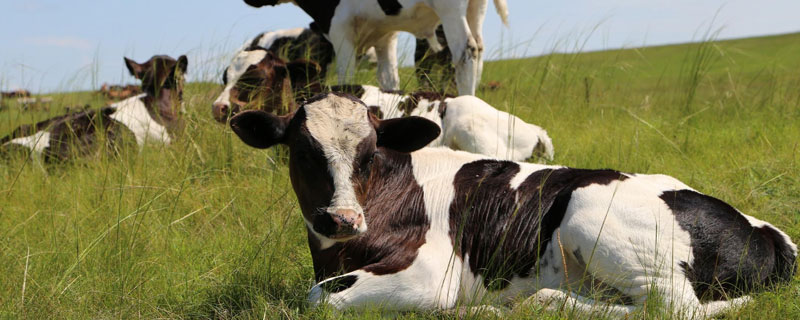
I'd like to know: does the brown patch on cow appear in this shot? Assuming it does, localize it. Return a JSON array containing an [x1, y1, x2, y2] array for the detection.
[[480, 80, 502, 91], [310, 149, 429, 281], [449, 162, 628, 290]]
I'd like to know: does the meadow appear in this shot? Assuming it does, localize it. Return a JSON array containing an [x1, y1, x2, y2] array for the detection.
[[1, 32, 799, 319]]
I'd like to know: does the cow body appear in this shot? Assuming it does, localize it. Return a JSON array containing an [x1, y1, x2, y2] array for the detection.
[[230, 93, 796, 318], [1, 55, 187, 161], [341, 84, 554, 161], [243, 0, 509, 95]]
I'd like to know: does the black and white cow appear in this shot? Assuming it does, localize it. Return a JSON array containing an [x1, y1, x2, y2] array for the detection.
[[242, 0, 509, 96], [211, 52, 553, 161], [229, 93, 796, 317], [1, 55, 187, 161]]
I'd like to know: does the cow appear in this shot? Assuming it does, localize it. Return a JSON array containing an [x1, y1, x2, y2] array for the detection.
[[214, 26, 454, 116], [1, 89, 31, 98], [99, 83, 142, 101], [228, 92, 797, 318], [242, 0, 510, 96], [211, 53, 553, 161], [1, 55, 187, 162]]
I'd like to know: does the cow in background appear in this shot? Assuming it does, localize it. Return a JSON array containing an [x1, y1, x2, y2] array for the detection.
[[1, 55, 187, 162], [242, 0, 509, 96]]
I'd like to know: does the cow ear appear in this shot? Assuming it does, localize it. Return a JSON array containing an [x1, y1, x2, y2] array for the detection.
[[230, 110, 290, 149], [376, 116, 441, 153], [287, 59, 322, 91], [176, 55, 188, 74], [125, 57, 144, 79]]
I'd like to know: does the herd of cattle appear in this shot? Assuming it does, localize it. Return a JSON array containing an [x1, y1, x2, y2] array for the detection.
[[1, 0, 796, 318]]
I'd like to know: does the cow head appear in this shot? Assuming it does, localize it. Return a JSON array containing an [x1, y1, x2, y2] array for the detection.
[[213, 48, 322, 123], [230, 93, 440, 243], [124, 55, 188, 96]]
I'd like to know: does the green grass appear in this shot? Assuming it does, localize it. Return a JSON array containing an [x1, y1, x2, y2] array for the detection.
[[2, 32, 800, 319]]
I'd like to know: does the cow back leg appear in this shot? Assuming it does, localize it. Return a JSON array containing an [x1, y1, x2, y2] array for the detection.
[[467, 0, 488, 85], [434, 2, 478, 95], [374, 33, 400, 90], [328, 23, 358, 85]]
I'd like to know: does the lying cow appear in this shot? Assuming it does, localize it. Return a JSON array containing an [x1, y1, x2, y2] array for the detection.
[[1, 89, 31, 98], [212, 52, 553, 161], [99, 83, 142, 101], [242, 0, 509, 96], [1, 55, 187, 161], [229, 93, 796, 317]]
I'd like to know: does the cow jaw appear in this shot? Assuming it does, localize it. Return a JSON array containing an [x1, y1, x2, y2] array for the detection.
[[304, 94, 372, 240]]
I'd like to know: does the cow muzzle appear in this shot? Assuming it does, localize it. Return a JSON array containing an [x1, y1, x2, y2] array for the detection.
[[328, 208, 366, 239], [212, 102, 240, 123]]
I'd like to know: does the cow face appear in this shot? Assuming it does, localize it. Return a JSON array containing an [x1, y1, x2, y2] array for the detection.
[[230, 93, 440, 243], [212, 48, 322, 123], [124, 55, 188, 96]]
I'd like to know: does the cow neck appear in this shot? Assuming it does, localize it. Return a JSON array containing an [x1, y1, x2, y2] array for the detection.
[[140, 87, 182, 132], [306, 148, 430, 282]]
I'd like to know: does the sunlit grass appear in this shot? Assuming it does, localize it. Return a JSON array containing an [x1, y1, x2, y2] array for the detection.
[[1, 32, 799, 318]]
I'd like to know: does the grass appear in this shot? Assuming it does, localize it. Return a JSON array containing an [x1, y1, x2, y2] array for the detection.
[[2, 32, 800, 319]]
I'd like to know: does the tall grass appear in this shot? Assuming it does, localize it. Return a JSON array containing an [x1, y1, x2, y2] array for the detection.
[[2, 32, 799, 319]]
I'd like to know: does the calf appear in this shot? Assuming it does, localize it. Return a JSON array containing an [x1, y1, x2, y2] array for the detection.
[[242, 0, 510, 96], [211, 53, 553, 161], [1, 55, 187, 161], [1, 89, 31, 98], [229, 93, 796, 317], [100, 83, 142, 101]]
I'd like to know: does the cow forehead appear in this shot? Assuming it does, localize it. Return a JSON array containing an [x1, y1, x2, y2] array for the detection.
[[226, 50, 268, 84], [304, 95, 372, 160]]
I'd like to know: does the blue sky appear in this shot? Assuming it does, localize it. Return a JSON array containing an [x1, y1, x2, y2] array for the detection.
[[2, 0, 800, 93]]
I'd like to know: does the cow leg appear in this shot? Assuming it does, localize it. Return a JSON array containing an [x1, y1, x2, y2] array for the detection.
[[374, 33, 400, 90], [434, 2, 478, 95], [467, 0, 488, 85], [328, 23, 358, 85]]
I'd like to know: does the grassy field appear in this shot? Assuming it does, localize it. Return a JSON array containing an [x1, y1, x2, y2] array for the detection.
[[2, 32, 799, 319]]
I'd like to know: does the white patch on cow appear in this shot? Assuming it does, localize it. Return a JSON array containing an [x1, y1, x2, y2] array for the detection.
[[214, 49, 269, 109], [441, 95, 554, 161], [304, 95, 370, 235], [109, 94, 170, 146], [304, 220, 337, 250], [7, 130, 50, 155], [508, 163, 562, 190]]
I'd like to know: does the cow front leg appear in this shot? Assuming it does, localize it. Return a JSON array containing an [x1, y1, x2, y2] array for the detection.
[[328, 24, 358, 85], [436, 9, 478, 95], [374, 33, 400, 90]]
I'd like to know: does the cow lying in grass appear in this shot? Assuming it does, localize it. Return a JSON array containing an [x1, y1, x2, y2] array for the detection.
[[242, 0, 509, 96], [212, 51, 553, 161], [229, 92, 796, 318], [99, 83, 142, 101], [1, 55, 187, 161]]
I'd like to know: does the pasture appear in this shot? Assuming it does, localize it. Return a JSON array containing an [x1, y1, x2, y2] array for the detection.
[[2, 32, 799, 319]]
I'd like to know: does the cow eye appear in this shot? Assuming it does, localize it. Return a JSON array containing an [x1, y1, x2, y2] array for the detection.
[[358, 152, 375, 177]]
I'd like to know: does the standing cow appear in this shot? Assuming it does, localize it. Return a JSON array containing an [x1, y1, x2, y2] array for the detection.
[[229, 93, 796, 317], [242, 0, 509, 96]]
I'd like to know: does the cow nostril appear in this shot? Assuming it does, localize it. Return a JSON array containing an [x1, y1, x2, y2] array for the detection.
[[332, 209, 361, 230]]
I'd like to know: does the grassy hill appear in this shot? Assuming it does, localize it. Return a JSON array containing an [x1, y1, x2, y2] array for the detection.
[[1, 32, 799, 319]]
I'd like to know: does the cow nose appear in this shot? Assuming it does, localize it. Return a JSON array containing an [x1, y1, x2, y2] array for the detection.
[[212, 102, 229, 122], [331, 209, 363, 231]]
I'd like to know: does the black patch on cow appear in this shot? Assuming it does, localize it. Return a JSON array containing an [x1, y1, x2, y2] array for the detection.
[[319, 274, 358, 293], [378, 0, 403, 15], [292, 0, 341, 34], [396, 91, 450, 117], [449, 163, 628, 290], [660, 190, 797, 301], [249, 32, 266, 49], [329, 85, 366, 99], [309, 149, 430, 281]]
